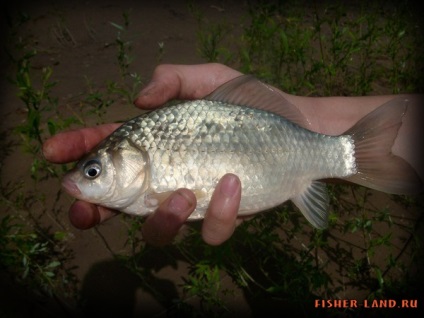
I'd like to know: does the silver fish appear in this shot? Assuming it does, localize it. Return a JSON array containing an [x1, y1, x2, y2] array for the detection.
[[62, 75, 421, 228]]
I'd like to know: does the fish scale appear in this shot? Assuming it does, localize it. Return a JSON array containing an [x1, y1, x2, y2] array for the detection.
[[118, 100, 356, 219]]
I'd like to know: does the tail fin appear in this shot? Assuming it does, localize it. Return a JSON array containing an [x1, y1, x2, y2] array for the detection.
[[345, 98, 422, 194]]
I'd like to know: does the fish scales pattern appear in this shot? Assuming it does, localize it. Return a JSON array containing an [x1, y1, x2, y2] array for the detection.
[[118, 100, 355, 217]]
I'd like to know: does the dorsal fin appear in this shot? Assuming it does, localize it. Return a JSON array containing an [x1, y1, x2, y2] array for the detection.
[[205, 75, 309, 127]]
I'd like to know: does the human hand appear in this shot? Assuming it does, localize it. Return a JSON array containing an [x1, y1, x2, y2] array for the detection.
[[43, 63, 243, 246]]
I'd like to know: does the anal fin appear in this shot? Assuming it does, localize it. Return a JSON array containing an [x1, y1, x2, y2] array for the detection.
[[291, 181, 329, 229]]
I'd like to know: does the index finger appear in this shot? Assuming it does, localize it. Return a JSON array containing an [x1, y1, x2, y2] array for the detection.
[[134, 63, 242, 109], [42, 123, 119, 163]]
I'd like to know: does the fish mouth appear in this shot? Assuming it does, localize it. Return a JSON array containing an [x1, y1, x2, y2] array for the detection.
[[62, 175, 81, 196]]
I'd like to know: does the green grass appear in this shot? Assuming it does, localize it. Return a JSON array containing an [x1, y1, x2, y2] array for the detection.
[[1, 1, 423, 317]]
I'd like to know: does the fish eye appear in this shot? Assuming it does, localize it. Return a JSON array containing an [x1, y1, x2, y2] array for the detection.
[[83, 160, 102, 179]]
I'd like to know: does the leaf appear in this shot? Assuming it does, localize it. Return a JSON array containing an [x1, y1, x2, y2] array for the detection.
[[46, 260, 61, 268], [110, 22, 125, 31], [53, 231, 67, 241], [30, 242, 40, 253], [22, 255, 28, 267], [47, 120, 57, 136], [279, 30, 289, 55], [375, 267, 384, 287]]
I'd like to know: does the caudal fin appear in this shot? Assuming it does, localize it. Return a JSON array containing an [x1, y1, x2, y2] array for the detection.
[[345, 98, 422, 194]]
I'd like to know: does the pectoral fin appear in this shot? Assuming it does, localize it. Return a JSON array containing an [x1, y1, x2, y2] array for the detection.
[[145, 191, 174, 208], [145, 189, 207, 208], [291, 181, 329, 229]]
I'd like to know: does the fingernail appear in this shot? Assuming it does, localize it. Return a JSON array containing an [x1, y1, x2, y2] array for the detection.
[[139, 82, 157, 97], [168, 191, 192, 214], [134, 82, 158, 107], [219, 174, 240, 198]]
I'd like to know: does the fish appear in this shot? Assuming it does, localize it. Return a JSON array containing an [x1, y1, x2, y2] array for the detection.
[[62, 75, 422, 229]]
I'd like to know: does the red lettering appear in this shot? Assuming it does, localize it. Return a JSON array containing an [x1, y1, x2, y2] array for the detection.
[[315, 299, 361, 308], [401, 300, 418, 308]]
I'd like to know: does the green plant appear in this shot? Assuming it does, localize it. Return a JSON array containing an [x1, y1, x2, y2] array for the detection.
[[182, 261, 229, 316], [80, 12, 143, 125], [1, 11, 80, 313], [109, 11, 143, 104], [0, 214, 75, 298], [9, 49, 79, 180], [189, 3, 234, 64]]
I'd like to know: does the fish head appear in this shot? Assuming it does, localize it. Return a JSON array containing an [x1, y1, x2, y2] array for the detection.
[[62, 139, 149, 210]]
